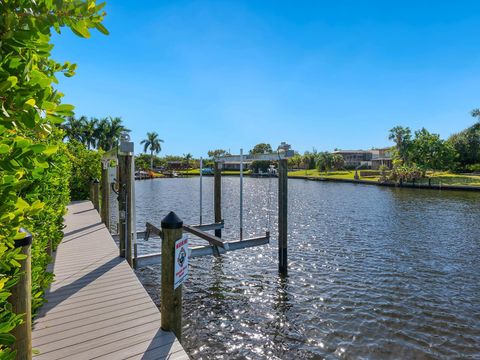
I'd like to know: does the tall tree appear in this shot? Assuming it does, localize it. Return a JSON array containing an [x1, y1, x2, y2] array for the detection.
[[250, 143, 272, 155], [95, 117, 129, 151], [410, 128, 455, 171], [332, 153, 345, 170], [141, 132, 164, 169], [207, 149, 229, 159], [448, 113, 480, 169], [316, 152, 334, 173], [388, 126, 412, 164], [62, 116, 87, 143], [83, 118, 98, 149], [183, 153, 193, 175]]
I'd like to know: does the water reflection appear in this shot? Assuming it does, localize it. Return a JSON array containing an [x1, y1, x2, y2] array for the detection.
[[132, 178, 480, 359]]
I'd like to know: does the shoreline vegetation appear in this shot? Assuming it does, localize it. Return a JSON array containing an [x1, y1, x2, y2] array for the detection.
[[142, 169, 480, 190]]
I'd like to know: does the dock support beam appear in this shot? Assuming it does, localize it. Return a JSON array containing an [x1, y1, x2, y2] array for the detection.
[[161, 212, 184, 340], [91, 178, 100, 211], [10, 229, 32, 359], [118, 141, 136, 267], [214, 161, 222, 238], [278, 159, 288, 275], [101, 162, 110, 230], [118, 156, 126, 259]]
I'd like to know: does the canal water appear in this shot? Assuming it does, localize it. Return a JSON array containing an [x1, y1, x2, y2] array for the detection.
[[131, 177, 480, 359]]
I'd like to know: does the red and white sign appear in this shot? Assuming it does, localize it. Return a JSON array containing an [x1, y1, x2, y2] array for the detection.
[[174, 235, 189, 289]]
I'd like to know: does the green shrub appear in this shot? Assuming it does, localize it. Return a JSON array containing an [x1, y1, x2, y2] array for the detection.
[[67, 140, 102, 200], [0, 1, 107, 357]]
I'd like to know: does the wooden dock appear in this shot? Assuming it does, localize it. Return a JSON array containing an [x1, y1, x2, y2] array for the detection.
[[32, 200, 189, 360]]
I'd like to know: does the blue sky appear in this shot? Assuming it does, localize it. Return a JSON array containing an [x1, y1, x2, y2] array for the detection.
[[52, 0, 480, 157]]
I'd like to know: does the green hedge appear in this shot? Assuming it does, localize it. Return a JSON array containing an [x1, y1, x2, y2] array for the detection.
[[0, 1, 106, 357], [67, 140, 102, 201]]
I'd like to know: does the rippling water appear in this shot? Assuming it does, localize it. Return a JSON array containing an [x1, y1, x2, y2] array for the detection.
[[128, 177, 480, 359]]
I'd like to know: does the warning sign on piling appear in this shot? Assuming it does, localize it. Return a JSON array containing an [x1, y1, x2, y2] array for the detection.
[[174, 235, 189, 289]]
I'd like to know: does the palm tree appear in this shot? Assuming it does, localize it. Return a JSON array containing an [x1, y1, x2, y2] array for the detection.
[[62, 116, 87, 143], [183, 153, 193, 175], [95, 117, 130, 151], [141, 132, 164, 170], [106, 117, 130, 151], [83, 118, 98, 149]]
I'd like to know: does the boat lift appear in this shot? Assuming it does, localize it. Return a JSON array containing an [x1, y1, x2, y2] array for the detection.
[[109, 139, 293, 274]]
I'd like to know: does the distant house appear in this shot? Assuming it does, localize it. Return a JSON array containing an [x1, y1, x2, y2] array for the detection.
[[222, 161, 253, 171], [333, 148, 393, 169], [333, 150, 372, 168], [166, 161, 185, 170], [370, 148, 393, 170]]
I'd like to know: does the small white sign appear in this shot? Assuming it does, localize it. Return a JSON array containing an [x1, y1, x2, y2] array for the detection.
[[174, 235, 189, 289]]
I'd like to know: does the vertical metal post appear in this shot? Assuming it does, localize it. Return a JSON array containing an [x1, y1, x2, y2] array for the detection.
[[278, 159, 288, 275], [161, 212, 184, 340], [101, 161, 110, 230], [199, 157, 203, 225], [214, 161, 222, 238], [239, 148, 244, 240], [10, 229, 33, 359]]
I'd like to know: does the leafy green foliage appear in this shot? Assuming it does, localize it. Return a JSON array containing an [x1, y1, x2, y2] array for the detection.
[[448, 121, 480, 171], [67, 141, 102, 200], [249, 143, 272, 155], [207, 149, 230, 159], [389, 126, 412, 164], [62, 116, 129, 151], [0, 0, 107, 356], [410, 128, 455, 171], [390, 164, 424, 183], [250, 160, 272, 173]]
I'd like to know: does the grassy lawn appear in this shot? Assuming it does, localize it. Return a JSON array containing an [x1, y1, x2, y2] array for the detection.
[[421, 172, 480, 186], [288, 169, 380, 182], [176, 169, 252, 176], [289, 169, 480, 187], [170, 169, 480, 187]]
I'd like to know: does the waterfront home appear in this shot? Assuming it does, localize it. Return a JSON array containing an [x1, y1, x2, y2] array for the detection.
[[333, 148, 393, 169]]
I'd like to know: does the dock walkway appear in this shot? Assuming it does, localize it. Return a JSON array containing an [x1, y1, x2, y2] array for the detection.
[[32, 201, 188, 360]]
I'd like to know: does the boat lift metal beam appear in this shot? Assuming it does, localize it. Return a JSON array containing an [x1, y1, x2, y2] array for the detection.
[[135, 233, 270, 267], [112, 221, 225, 242]]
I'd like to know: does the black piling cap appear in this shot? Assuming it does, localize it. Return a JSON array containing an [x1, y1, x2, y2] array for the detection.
[[15, 228, 33, 248], [161, 211, 183, 229]]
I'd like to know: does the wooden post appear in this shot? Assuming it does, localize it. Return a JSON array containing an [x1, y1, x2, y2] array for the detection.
[[118, 140, 135, 267], [161, 211, 184, 340], [214, 161, 222, 238], [92, 178, 100, 211], [89, 181, 94, 206], [101, 162, 110, 230], [278, 159, 288, 275], [10, 229, 32, 359], [118, 155, 127, 259], [126, 153, 134, 267]]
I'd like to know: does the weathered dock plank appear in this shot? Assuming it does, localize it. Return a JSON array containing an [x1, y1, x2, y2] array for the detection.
[[32, 200, 189, 360]]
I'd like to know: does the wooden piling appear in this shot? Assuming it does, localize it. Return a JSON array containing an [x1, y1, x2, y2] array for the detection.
[[126, 154, 135, 267], [10, 229, 32, 359], [278, 159, 288, 275], [92, 178, 100, 211], [161, 211, 184, 340], [118, 155, 127, 259], [101, 162, 110, 230], [118, 147, 135, 267], [214, 161, 222, 238]]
